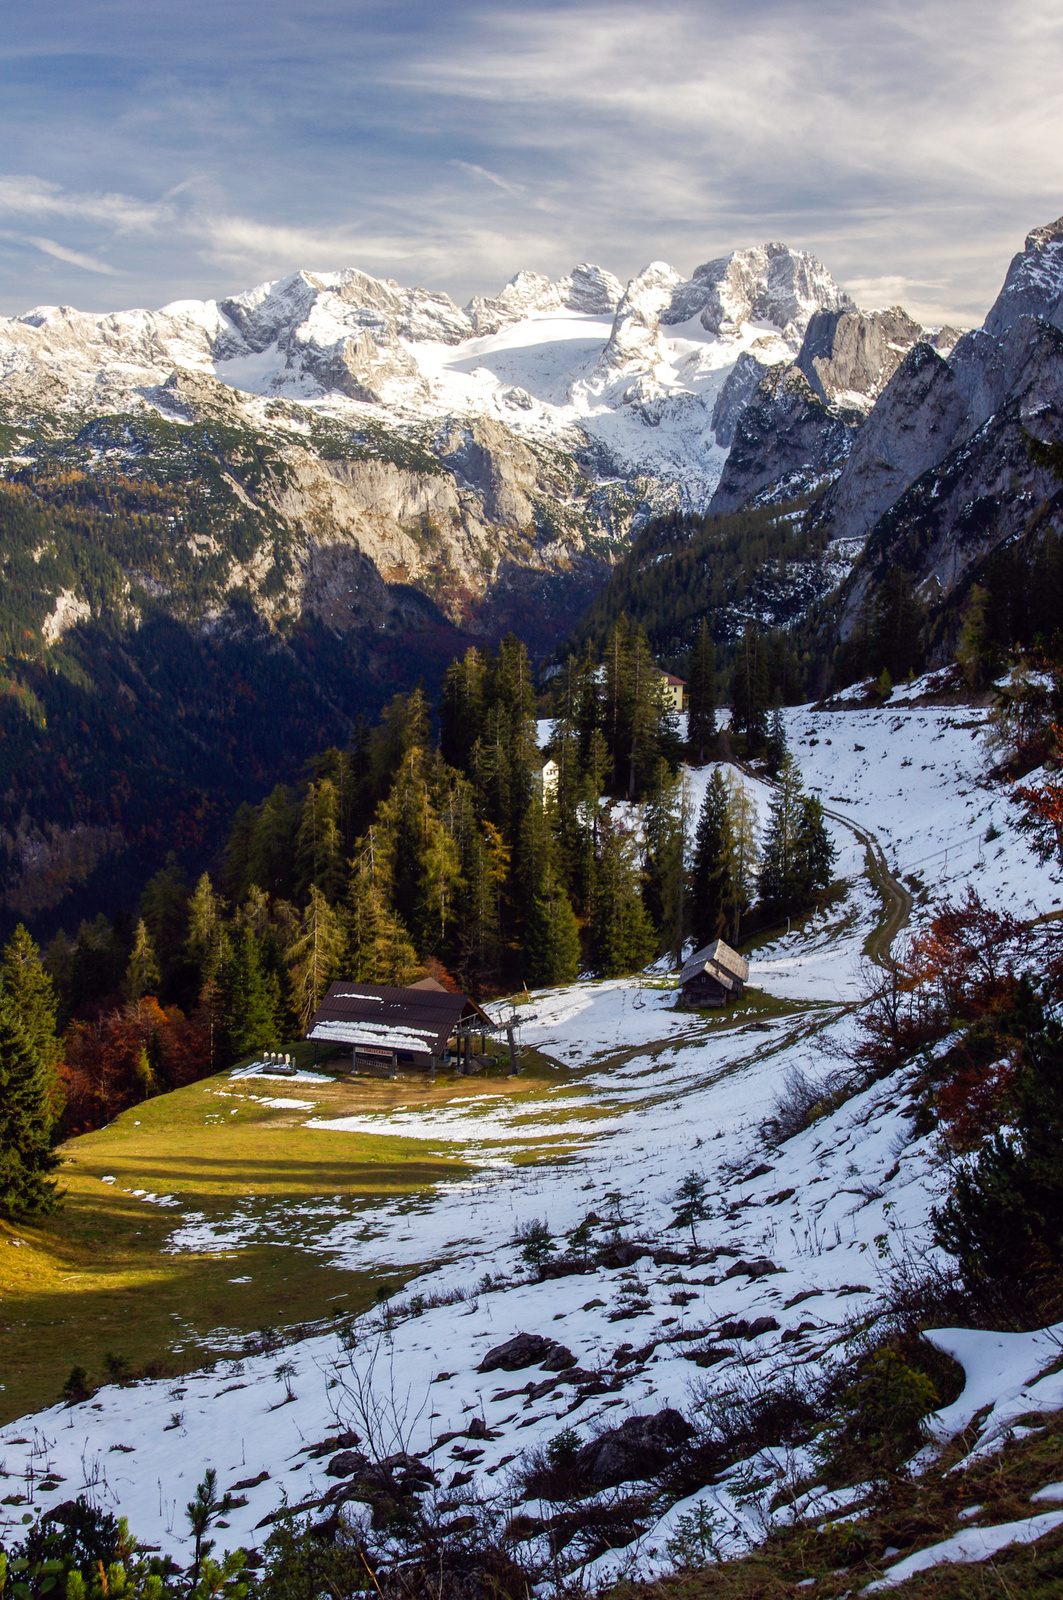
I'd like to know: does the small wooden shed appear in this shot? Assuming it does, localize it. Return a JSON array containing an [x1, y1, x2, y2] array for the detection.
[[677, 939, 749, 1009], [306, 978, 494, 1076]]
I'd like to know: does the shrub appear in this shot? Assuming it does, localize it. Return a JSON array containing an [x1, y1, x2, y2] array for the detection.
[[816, 1346, 939, 1484], [761, 1064, 854, 1145], [933, 1016, 1063, 1318], [61, 1366, 94, 1405], [512, 1218, 555, 1276]]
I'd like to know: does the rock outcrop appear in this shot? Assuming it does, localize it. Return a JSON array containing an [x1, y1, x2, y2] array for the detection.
[[710, 365, 857, 515]]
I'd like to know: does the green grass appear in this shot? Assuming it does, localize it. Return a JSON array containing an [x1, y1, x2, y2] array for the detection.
[[0, 1063, 559, 1425]]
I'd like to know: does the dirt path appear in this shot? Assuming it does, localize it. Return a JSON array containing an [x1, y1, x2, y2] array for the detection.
[[819, 803, 914, 967]]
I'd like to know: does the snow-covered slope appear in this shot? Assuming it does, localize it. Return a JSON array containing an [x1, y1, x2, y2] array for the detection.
[[1, 681, 1056, 1591]]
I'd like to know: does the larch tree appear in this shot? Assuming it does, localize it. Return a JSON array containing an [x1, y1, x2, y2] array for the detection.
[[287, 885, 347, 1030], [124, 919, 161, 1003], [344, 851, 421, 987]]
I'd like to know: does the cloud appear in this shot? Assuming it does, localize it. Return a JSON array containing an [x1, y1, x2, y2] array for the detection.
[[23, 235, 119, 274], [450, 161, 524, 196], [0, 174, 171, 233], [0, 0, 1062, 321]]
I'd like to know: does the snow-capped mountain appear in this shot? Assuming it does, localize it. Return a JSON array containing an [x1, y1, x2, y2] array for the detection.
[[0, 242, 887, 506]]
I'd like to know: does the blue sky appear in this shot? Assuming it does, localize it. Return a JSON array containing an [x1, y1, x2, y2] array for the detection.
[[2, 0, 1062, 324]]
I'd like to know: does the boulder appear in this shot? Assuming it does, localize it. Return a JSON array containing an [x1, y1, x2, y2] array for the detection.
[[573, 1408, 695, 1489], [478, 1332, 558, 1373], [540, 1344, 577, 1371], [724, 1257, 778, 1280], [325, 1449, 368, 1478]]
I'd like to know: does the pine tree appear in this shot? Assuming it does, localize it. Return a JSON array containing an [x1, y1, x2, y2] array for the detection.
[[689, 768, 737, 948], [592, 825, 657, 977], [124, 919, 161, 1003], [221, 927, 279, 1061], [139, 853, 189, 990], [686, 621, 717, 764], [0, 1005, 60, 1218], [523, 868, 581, 987]]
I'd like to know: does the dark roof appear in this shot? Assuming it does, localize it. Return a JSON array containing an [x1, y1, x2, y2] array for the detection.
[[306, 981, 492, 1055], [679, 939, 749, 991]]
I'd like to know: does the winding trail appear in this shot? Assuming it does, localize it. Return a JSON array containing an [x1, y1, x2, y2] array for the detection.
[[819, 802, 915, 967]]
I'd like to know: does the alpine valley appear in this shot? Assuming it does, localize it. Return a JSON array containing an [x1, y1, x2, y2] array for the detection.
[[1, 219, 1062, 923]]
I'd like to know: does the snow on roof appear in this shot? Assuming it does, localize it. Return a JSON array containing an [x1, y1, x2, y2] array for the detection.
[[307, 1020, 441, 1054]]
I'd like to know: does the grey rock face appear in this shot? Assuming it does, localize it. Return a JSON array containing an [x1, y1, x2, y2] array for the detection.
[[983, 215, 1063, 338], [796, 306, 924, 408], [709, 365, 856, 515], [557, 262, 624, 315], [818, 342, 968, 547], [711, 351, 769, 447]]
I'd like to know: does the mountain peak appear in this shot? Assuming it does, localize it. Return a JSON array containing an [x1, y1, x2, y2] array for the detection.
[[983, 214, 1063, 339]]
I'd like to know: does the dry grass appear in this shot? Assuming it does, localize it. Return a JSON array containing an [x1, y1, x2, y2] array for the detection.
[[0, 1059, 560, 1425], [610, 1405, 1063, 1598]]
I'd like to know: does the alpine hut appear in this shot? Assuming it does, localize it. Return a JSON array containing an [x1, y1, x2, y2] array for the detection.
[[306, 977, 495, 1077], [677, 939, 749, 1009]]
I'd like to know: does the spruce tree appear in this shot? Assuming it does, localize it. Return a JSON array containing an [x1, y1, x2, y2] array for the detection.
[[765, 703, 788, 775], [731, 630, 770, 750], [690, 768, 737, 948], [758, 756, 835, 913], [0, 1005, 60, 1218], [644, 763, 689, 964], [686, 621, 717, 764], [221, 926, 279, 1061], [592, 826, 657, 977], [0, 925, 59, 1071], [523, 869, 581, 987]]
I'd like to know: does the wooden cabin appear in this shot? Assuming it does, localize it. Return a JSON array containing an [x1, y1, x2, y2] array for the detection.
[[677, 939, 749, 1009], [306, 977, 494, 1076]]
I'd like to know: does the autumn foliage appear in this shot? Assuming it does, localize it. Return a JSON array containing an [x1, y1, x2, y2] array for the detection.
[[59, 998, 208, 1137]]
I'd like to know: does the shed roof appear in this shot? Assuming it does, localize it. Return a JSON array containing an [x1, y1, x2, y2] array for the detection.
[[679, 938, 749, 990], [306, 981, 492, 1056]]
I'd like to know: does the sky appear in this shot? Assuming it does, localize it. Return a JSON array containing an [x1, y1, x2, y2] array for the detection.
[[1, 0, 1062, 326]]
